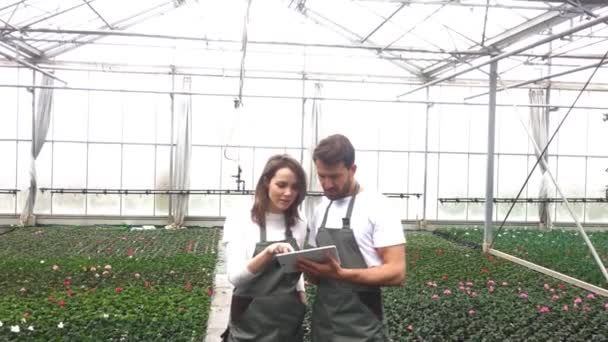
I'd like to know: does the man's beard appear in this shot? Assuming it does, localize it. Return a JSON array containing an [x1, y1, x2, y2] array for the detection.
[[325, 177, 353, 200]]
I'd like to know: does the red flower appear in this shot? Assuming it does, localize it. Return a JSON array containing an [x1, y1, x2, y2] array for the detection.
[[435, 249, 444, 255], [115, 287, 124, 293], [49, 296, 56, 303], [184, 247, 192, 252], [481, 269, 489, 274], [488, 255, 495, 261], [144, 281, 151, 288], [58, 300, 66, 307], [127, 249, 135, 256], [66, 289, 74, 296], [206, 288, 213, 296], [63, 279, 71, 287], [558, 283, 565, 290], [441, 275, 449, 281], [184, 282, 193, 292]]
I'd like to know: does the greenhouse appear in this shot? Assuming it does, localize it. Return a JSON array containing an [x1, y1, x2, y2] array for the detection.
[[0, 0, 607, 340]]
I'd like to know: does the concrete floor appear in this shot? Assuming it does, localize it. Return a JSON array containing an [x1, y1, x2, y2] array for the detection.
[[204, 239, 233, 342]]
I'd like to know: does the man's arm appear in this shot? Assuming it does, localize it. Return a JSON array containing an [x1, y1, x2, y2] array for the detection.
[[297, 244, 406, 287]]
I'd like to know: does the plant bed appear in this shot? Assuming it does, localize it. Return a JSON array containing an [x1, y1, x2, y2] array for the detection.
[[0, 226, 219, 341], [436, 227, 608, 287], [302, 232, 607, 341]]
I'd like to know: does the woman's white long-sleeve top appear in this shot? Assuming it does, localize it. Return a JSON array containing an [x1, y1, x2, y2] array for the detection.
[[223, 211, 307, 291]]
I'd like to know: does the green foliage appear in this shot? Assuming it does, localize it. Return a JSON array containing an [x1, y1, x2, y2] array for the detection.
[[0, 226, 219, 341], [302, 231, 608, 341]]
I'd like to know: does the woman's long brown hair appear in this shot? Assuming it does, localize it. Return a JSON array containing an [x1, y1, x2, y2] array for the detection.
[[251, 154, 307, 230]]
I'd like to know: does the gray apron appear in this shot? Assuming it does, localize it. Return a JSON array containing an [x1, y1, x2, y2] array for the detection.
[[226, 219, 306, 342], [311, 186, 391, 342]]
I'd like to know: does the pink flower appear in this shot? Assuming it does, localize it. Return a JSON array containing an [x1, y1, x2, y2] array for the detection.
[[558, 283, 565, 290], [58, 300, 66, 307], [586, 293, 596, 300], [551, 294, 559, 301], [443, 289, 452, 295], [539, 306, 551, 314], [49, 296, 56, 303], [431, 294, 439, 300], [543, 283, 550, 290], [458, 286, 465, 291], [501, 282, 508, 286], [426, 281, 437, 288], [519, 293, 528, 299], [481, 269, 488, 274], [115, 287, 124, 293], [487, 280, 495, 286], [563, 305, 569, 311], [471, 291, 478, 298], [488, 255, 495, 261], [52, 264, 60, 271], [488, 286, 495, 293], [207, 288, 214, 296], [63, 279, 70, 287], [583, 305, 591, 312], [407, 324, 414, 332], [574, 297, 583, 305], [468, 309, 476, 316], [66, 289, 73, 296], [465, 281, 474, 287], [603, 302, 608, 311]]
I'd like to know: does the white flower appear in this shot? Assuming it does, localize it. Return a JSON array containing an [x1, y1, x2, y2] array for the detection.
[[103, 313, 109, 318], [0, 321, 3, 327], [21, 318, 26, 323], [10, 325, 20, 333], [27, 325, 34, 331], [40, 260, 45, 264], [57, 322, 64, 329]]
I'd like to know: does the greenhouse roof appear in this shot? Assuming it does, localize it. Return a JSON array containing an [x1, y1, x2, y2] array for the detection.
[[1, 0, 607, 82]]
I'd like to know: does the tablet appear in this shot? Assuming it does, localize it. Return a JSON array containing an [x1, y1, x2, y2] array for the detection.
[[276, 245, 341, 273]]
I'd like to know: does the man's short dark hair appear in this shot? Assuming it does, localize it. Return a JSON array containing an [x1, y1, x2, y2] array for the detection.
[[313, 134, 355, 168]]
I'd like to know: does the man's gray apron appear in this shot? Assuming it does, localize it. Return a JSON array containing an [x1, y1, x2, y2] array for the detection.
[[311, 186, 391, 342], [224, 219, 306, 342]]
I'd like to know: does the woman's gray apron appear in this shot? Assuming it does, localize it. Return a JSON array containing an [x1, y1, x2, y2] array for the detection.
[[224, 219, 306, 342], [311, 186, 391, 342]]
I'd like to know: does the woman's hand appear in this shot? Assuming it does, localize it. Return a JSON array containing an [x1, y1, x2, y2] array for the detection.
[[264, 242, 294, 256]]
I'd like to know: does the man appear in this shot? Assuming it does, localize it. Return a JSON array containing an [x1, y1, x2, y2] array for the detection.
[[297, 134, 406, 342]]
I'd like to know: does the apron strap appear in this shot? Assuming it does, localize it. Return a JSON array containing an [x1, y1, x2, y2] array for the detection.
[[319, 183, 360, 230], [259, 221, 267, 242], [342, 183, 359, 229], [320, 200, 333, 229], [284, 215, 293, 239]]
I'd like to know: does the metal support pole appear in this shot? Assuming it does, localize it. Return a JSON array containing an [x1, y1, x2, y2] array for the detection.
[[422, 87, 430, 225], [168, 66, 175, 222], [483, 61, 498, 253]]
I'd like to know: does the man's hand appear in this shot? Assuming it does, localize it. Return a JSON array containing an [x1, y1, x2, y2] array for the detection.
[[296, 251, 343, 280], [297, 290, 307, 305]]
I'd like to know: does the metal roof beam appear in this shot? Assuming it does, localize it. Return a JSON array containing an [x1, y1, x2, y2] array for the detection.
[[292, 3, 424, 78], [398, 12, 608, 97], [422, 5, 595, 77], [42, 1, 181, 58], [81, 0, 113, 29]]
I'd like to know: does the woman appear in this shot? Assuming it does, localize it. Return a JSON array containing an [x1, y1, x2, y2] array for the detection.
[[222, 154, 308, 342]]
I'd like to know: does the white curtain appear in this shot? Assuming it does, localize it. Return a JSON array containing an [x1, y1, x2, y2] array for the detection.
[[529, 89, 553, 229], [167, 76, 193, 229], [20, 74, 54, 226], [303, 83, 323, 224]]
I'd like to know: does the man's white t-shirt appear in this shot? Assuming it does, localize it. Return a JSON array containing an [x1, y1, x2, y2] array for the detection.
[[308, 189, 405, 267]]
